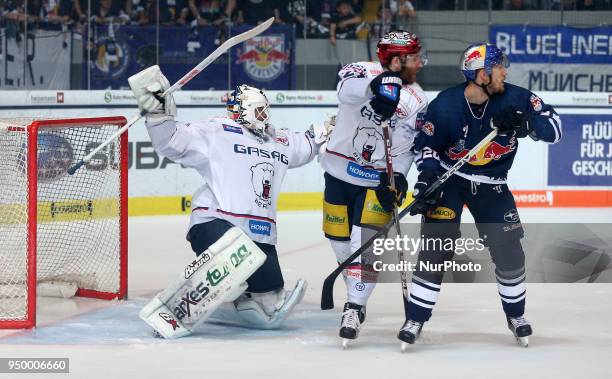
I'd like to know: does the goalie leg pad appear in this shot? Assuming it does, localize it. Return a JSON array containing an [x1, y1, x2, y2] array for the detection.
[[139, 227, 266, 338], [208, 279, 307, 330]]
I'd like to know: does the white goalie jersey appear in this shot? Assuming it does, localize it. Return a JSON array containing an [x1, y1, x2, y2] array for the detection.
[[319, 61, 428, 187], [146, 116, 318, 244]]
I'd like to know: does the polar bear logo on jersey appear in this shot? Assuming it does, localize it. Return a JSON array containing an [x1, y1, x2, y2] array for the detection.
[[352, 126, 383, 164], [251, 162, 274, 208]]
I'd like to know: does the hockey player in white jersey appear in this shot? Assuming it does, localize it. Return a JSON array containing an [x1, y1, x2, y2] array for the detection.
[[318, 31, 428, 346], [129, 66, 331, 338]]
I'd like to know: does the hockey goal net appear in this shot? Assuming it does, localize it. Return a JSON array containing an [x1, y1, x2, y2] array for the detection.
[[0, 117, 128, 328]]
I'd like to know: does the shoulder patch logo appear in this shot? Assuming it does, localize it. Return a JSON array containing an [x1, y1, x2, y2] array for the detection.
[[530, 95, 542, 112], [274, 129, 290, 146], [222, 124, 243, 134], [422, 121, 435, 137], [395, 105, 408, 118], [340, 63, 367, 79]]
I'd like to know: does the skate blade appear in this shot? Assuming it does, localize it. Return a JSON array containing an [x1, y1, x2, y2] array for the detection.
[[516, 336, 529, 347], [342, 338, 350, 349], [400, 342, 409, 352]]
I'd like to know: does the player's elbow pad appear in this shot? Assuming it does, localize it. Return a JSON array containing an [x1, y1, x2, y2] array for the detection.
[[532, 112, 562, 144]]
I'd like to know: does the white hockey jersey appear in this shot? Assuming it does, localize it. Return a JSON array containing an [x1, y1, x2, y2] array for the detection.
[[319, 61, 428, 187], [146, 117, 318, 244]]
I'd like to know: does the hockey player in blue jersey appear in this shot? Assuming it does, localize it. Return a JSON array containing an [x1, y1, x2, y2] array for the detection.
[[398, 43, 562, 348]]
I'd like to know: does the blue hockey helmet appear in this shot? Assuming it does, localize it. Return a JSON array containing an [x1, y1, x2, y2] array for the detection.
[[460, 43, 509, 81]]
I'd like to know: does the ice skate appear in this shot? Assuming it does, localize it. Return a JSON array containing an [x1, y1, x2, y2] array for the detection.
[[507, 316, 532, 347], [339, 302, 366, 349], [398, 319, 423, 352]]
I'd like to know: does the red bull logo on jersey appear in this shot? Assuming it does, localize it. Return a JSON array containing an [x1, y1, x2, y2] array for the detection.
[[237, 35, 289, 81], [447, 137, 516, 166]]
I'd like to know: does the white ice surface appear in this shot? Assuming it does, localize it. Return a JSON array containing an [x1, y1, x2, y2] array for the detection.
[[0, 209, 611, 379]]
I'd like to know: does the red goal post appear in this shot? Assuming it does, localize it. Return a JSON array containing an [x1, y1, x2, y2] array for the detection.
[[0, 117, 128, 329]]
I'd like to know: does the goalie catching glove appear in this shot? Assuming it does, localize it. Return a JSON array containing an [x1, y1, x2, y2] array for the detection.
[[375, 171, 408, 212], [128, 65, 177, 124]]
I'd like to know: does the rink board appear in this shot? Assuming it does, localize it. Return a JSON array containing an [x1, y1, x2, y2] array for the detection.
[[0, 90, 610, 214]]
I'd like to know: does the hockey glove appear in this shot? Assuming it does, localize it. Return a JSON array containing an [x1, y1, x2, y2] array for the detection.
[[409, 170, 443, 216], [491, 106, 531, 138], [369, 71, 402, 120], [375, 172, 408, 212], [128, 65, 177, 124]]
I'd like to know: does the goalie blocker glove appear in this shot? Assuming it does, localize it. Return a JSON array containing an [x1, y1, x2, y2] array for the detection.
[[369, 71, 402, 120], [375, 171, 408, 212], [128, 65, 177, 124], [491, 106, 532, 138]]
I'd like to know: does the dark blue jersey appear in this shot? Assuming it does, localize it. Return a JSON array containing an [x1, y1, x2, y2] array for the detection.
[[414, 82, 562, 183]]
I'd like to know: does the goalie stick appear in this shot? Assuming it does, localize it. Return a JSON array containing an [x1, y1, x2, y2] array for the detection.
[[68, 17, 275, 175], [321, 128, 499, 310]]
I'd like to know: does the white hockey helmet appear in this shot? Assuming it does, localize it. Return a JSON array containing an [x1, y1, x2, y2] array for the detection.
[[227, 85, 270, 137]]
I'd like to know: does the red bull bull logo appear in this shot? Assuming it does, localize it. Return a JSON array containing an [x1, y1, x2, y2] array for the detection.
[[237, 36, 289, 81], [447, 138, 516, 166], [463, 45, 486, 69], [465, 50, 482, 62]]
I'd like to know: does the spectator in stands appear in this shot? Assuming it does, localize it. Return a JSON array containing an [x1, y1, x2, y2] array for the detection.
[[188, 0, 228, 26], [396, 0, 416, 19], [4, 0, 43, 23], [235, 0, 279, 25], [72, 0, 88, 25], [370, 1, 415, 39], [280, 0, 329, 38], [370, 4, 397, 39], [171, 0, 190, 24], [92, 0, 130, 24], [348, 0, 364, 14], [319, 0, 333, 31], [43, 0, 74, 26], [138, 0, 175, 24], [329, 0, 362, 45]]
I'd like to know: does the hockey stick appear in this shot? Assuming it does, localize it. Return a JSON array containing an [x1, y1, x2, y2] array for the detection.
[[67, 17, 275, 175], [380, 120, 411, 315], [321, 128, 499, 310]]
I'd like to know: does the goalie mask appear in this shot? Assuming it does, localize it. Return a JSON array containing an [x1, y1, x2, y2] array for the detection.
[[227, 85, 270, 138]]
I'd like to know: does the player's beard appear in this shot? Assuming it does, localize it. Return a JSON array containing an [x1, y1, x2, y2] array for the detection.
[[400, 65, 418, 85], [487, 80, 505, 95]]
